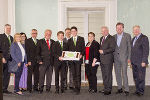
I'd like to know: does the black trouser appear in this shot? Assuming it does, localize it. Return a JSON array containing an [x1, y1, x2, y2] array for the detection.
[[100, 63, 113, 92], [64, 61, 73, 88], [27, 61, 39, 91], [39, 64, 53, 91], [70, 61, 81, 92], [54, 62, 66, 90], [85, 64, 98, 91], [3, 63, 10, 91], [132, 63, 146, 94]]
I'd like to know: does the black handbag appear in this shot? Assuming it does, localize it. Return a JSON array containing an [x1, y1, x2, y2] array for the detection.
[[8, 59, 18, 73]]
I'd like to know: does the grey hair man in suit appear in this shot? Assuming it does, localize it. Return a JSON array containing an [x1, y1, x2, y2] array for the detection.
[[131, 25, 149, 96], [63, 28, 74, 90], [113, 22, 131, 96]]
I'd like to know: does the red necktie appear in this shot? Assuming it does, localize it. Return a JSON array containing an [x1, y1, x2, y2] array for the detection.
[[46, 40, 50, 50], [101, 37, 105, 45]]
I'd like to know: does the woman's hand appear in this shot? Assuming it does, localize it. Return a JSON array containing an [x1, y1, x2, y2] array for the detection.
[[18, 63, 21, 67]]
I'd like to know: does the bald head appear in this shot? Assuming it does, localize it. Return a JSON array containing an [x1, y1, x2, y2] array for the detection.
[[44, 29, 52, 40], [101, 26, 109, 36]]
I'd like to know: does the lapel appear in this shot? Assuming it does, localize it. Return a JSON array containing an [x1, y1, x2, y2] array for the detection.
[[42, 39, 50, 50], [132, 34, 143, 47], [3, 33, 10, 45]]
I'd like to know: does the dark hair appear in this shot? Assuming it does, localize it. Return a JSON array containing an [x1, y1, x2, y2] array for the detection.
[[20, 32, 27, 39], [32, 29, 37, 31], [5, 24, 11, 27], [65, 28, 71, 31], [116, 22, 124, 28], [88, 32, 95, 37], [71, 26, 78, 31], [57, 31, 64, 36]]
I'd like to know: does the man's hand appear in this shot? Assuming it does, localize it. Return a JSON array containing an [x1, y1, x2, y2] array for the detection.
[[28, 62, 31, 66], [141, 62, 146, 67], [2, 58, 7, 63], [92, 58, 97, 67], [39, 62, 43, 65], [18, 63, 21, 67], [99, 50, 104, 54], [128, 60, 131, 63], [59, 57, 63, 61], [79, 55, 82, 59]]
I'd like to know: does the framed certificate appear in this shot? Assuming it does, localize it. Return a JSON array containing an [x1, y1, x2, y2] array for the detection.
[[62, 51, 80, 61]]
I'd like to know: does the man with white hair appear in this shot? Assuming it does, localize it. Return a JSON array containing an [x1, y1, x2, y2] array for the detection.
[[99, 26, 116, 95]]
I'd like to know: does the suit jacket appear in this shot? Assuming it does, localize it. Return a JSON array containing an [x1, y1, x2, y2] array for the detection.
[[63, 37, 69, 43], [131, 34, 149, 65], [0, 33, 13, 60], [10, 42, 27, 64], [36, 38, 55, 66], [100, 34, 116, 64], [26, 38, 39, 62], [53, 41, 68, 66], [114, 32, 131, 62], [85, 40, 100, 66], [68, 36, 85, 63]]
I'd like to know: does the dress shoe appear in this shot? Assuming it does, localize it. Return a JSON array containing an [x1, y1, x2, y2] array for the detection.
[[88, 89, 92, 92], [99, 90, 105, 93], [46, 89, 50, 92], [124, 91, 129, 96], [136, 92, 144, 96], [3, 90, 12, 94], [90, 89, 97, 93], [104, 91, 111, 95], [116, 88, 123, 94], [61, 89, 64, 93], [34, 89, 39, 92], [69, 87, 74, 90], [55, 90, 59, 94], [39, 90, 43, 94]]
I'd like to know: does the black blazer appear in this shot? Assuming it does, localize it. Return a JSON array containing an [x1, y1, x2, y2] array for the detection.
[[131, 34, 149, 65], [68, 36, 85, 63], [85, 40, 100, 66], [0, 33, 13, 60], [99, 34, 116, 64], [25, 38, 39, 62], [53, 41, 68, 66], [36, 39, 55, 66]]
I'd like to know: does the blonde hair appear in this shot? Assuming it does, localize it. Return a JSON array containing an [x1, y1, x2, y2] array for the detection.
[[13, 33, 21, 43], [133, 25, 140, 29]]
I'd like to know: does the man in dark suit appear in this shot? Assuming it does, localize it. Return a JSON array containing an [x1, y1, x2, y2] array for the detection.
[[63, 28, 74, 90], [26, 29, 39, 93], [131, 25, 149, 96], [36, 29, 55, 94], [99, 26, 116, 95], [68, 26, 85, 95], [0, 24, 13, 94], [53, 31, 68, 93]]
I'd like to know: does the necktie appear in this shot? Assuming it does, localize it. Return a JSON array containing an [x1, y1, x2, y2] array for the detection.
[[61, 41, 63, 49], [133, 37, 138, 46], [73, 37, 76, 46], [46, 40, 50, 50], [34, 39, 37, 45], [8, 36, 11, 45], [101, 37, 105, 45]]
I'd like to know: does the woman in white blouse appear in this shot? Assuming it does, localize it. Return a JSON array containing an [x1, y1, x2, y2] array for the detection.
[[10, 33, 28, 95]]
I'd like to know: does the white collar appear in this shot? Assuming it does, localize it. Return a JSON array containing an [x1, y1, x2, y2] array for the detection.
[[58, 40, 63, 43], [72, 35, 78, 40], [5, 33, 10, 37]]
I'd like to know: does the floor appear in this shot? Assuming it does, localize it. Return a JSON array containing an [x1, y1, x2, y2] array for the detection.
[[3, 86, 150, 100]]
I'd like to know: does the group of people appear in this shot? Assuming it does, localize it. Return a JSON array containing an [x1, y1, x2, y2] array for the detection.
[[0, 22, 149, 96]]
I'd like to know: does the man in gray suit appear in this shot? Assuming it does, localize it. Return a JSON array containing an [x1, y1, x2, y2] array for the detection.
[[63, 28, 74, 90], [114, 22, 131, 96]]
